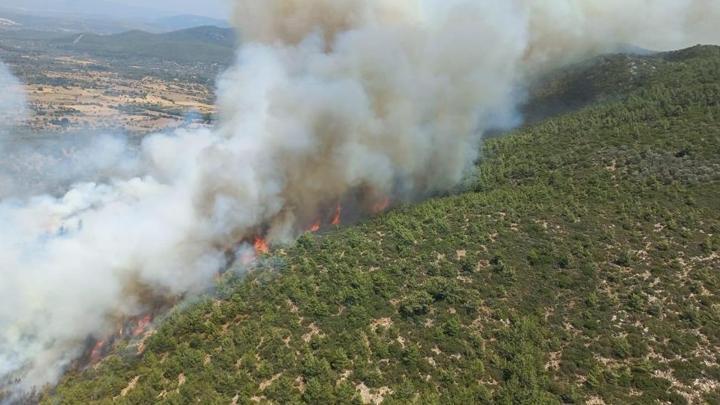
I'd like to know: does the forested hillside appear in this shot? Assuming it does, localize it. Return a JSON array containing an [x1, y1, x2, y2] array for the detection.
[[53, 26, 235, 64], [43, 46, 720, 404]]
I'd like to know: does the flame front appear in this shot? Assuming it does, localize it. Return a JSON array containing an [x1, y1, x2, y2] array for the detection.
[[254, 236, 269, 254], [331, 204, 342, 226], [131, 315, 153, 337], [372, 197, 390, 214], [89, 339, 106, 364], [308, 221, 321, 233]]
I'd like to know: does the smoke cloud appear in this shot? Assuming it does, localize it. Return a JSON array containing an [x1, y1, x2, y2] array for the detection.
[[0, 63, 26, 154], [1, 0, 718, 395], [0, 64, 26, 128], [0, 63, 28, 197]]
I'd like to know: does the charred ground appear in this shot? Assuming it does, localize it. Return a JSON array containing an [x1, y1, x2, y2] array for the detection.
[[34, 46, 720, 404]]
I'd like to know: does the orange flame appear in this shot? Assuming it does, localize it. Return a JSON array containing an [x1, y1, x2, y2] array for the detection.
[[254, 236, 269, 254], [309, 221, 321, 233], [90, 339, 106, 363], [331, 204, 342, 225], [131, 315, 153, 337], [372, 197, 390, 213]]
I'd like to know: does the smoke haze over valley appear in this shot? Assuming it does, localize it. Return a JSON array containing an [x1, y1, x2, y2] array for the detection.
[[1, 0, 719, 400]]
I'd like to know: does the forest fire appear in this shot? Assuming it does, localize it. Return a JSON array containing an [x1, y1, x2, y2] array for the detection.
[[69, 189, 388, 376], [372, 197, 391, 214], [253, 236, 269, 254], [131, 315, 153, 337], [331, 204, 342, 226], [82, 313, 157, 368], [89, 339, 106, 364], [308, 221, 321, 233], [247, 203, 347, 259]]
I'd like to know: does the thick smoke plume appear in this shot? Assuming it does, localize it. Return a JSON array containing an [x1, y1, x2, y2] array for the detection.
[[1, 0, 719, 394]]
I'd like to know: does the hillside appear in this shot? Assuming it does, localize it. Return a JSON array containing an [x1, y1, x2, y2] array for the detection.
[[0, 8, 156, 35], [41, 46, 720, 404], [52, 26, 235, 64], [153, 15, 230, 32]]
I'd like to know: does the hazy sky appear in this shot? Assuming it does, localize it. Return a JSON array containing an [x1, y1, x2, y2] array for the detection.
[[1, 0, 230, 20], [124, 0, 229, 19]]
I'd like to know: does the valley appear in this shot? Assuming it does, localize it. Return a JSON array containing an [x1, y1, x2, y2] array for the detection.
[[0, 26, 233, 135]]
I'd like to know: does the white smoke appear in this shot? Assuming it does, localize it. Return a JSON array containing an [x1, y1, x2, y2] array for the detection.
[[0, 61, 27, 159], [0, 63, 28, 195], [1, 0, 718, 394], [0, 63, 25, 130]]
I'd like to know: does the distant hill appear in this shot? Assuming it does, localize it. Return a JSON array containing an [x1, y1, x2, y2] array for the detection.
[[0, 14, 127, 34], [0, 0, 166, 21], [0, 8, 159, 34], [40, 46, 720, 404], [154, 15, 230, 31], [0, 7, 227, 34], [52, 26, 236, 64]]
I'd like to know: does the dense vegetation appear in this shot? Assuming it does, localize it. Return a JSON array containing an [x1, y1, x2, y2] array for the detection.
[[52, 26, 236, 65], [0, 26, 233, 85], [43, 46, 720, 404]]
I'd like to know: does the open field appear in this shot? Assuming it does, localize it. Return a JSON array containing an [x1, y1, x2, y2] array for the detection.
[[0, 27, 233, 135]]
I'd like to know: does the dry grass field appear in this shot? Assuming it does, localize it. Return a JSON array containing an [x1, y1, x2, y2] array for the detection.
[[0, 27, 229, 135]]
